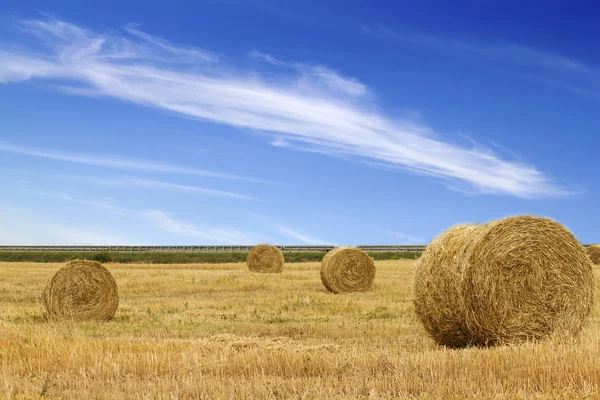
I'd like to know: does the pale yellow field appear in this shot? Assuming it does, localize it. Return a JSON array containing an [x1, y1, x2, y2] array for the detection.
[[1, 260, 599, 399]]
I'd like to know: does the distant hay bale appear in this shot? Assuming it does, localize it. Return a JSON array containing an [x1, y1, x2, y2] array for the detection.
[[320, 247, 375, 293], [414, 216, 594, 347], [413, 224, 484, 348], [246, 244, 284, 273], [586, 245, 600, 264], [42, 259, 119, 321]]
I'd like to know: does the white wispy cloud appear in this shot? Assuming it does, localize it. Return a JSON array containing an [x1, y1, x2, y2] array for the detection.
[[0, 206, 134, 245], [362, 25, 600, 98], [384, 230, 426, 244], [41, 223, 132, 245], [54, 175, 258, 201], [35, 190, 257, 244], [139, 210, 255, 244], [124, 26, 218, 62], [249, 50, 369, 97], [0, 142, 269, 183], [275, 226, 326, 245], [40, 190, 128, 214], [0, 50, 67, 82], [248, 212, 333, 245], [0, 17, 572, 198]]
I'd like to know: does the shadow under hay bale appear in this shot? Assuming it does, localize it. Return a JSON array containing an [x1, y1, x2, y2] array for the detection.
[[246, 244, 284, 273], [413, 224, 484, 348], [586, 245, 600, 265], [320, 247, 375, 293], [42, 259, 119, 322], [414, 216, 594, 347]]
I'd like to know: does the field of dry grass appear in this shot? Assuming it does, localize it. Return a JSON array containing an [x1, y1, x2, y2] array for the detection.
[[1, 260, 599, 399]]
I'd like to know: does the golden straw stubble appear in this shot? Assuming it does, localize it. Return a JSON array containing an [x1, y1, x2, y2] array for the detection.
[[42, 259, 119, 321], [320, 247, 375, 293], [413, 224, 484, 348], [246, 244, 284, 273], [462, 216, 594, 346], [586, 245, 600, 264]]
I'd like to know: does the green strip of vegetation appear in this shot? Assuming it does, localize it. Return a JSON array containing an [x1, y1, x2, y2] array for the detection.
[[0, 251, 421, 264]]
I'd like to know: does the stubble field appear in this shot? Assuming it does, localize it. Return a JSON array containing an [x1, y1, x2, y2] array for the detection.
[[1, 260, 599, 399]]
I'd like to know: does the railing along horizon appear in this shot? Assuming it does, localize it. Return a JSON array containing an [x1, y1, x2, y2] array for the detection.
[[0, 245, 429, 253]]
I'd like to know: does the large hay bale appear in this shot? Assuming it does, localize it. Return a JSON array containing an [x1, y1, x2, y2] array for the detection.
[[246, 244, 284, 273], [413, 216, 594, 347], [42, 259, 119, 321], [413, 224, 484, 348], [462, 216, 594, 346], [320, 247, 375, 293], [586, 245, 600, 264]]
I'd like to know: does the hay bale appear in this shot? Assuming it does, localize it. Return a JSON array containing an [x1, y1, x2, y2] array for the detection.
[[413, 224, 484, 348], [413, 216, 594, 347], [246, 244, 284, 273], [42, 259, 119, 321], [586, 245, 600, 264], [462, 216, 594, 345], [320, 247, 375, 293]]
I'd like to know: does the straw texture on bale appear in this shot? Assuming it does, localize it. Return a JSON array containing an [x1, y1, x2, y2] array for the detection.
[[413, 216, 594, 347], [320, 247, 375, 293], [413, 224, 483, 348], [462, 216, 594, 346], [246, 244, 284, 273], [42, 259, 119, 321], [586, 245, 600, 265]]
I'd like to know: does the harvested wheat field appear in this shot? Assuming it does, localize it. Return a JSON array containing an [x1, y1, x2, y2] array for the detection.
[[1, 260, 600, 399]]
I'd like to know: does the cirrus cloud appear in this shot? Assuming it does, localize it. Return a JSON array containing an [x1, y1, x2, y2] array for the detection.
[[0, 17, 572, 198]]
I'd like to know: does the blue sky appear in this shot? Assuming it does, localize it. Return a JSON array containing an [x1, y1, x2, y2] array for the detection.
[[1, 1, 599, 245]]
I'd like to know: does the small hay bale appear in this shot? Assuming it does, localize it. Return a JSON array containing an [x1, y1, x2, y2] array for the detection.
[[42, 259, 119, 321], [586, 245, 600, 264], [320, 247, 375, 293], [462, 216, 594, 346], [413, 224, 484, 348], [246, 244, 284, 273]]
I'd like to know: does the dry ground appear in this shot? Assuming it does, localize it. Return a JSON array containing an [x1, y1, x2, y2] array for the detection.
[[1, 260, 599, 399]]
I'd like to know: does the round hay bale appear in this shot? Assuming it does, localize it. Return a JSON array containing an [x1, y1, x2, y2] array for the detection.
[[462, 216, 594, 346], [42, 259, 119, 321], [246, 244, 284, 273], [320, 247, 375, 293], [413, 224, 484, 348], [586, 245, 600, 265]]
